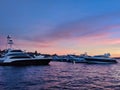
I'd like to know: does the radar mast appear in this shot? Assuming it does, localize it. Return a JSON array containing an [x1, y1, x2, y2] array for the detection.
[[7, 35, 14, 49]]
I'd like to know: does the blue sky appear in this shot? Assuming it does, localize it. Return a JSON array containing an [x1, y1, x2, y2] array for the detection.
[[0, 0, 120, 56]]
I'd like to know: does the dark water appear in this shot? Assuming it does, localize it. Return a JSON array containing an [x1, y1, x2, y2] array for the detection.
[[0, 60, 120, 90]]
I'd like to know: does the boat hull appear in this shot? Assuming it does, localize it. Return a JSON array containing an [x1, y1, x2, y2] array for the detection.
[[0, 59, 51, 66], [85, 58, 117, 64]]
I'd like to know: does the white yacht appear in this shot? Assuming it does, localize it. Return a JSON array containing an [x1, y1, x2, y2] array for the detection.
[[0, 49, 51, 65], [85, 53, 117, 64], [0, 36, 51, 65]]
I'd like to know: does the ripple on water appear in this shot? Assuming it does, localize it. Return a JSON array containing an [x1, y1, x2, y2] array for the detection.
[[0, 61, 120, 90]]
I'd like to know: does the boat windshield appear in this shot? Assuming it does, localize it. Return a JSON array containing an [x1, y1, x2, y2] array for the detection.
[[7, 53, 28, 56], [94, 55, 109, 58], [10, 50, 23, 52]]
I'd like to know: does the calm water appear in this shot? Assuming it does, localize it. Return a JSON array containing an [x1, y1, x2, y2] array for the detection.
[[0, 60, 120, 90]]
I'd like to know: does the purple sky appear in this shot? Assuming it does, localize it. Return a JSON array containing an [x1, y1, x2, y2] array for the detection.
[[0, 0, 120, 56]]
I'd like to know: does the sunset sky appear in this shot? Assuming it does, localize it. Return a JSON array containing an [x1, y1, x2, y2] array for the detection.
[[0, 0, 120, 56]]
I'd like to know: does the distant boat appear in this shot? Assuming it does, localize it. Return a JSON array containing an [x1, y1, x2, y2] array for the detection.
[[66, 54, 87, 63], [52, 53, 88, 63], [85, 53, 117, 64], [0, 35, 52, 66]]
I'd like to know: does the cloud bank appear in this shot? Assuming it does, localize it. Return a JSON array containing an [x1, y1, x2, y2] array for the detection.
[[1, 13, 120, 56], [20, 13, 120, 46]]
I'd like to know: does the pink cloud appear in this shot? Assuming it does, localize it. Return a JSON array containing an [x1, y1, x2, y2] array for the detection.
[[32, 13, 120, 44], [1, 13, 120, 56]]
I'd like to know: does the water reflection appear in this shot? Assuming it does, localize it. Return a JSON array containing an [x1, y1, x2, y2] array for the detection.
[[0, 61, 119, 90]]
